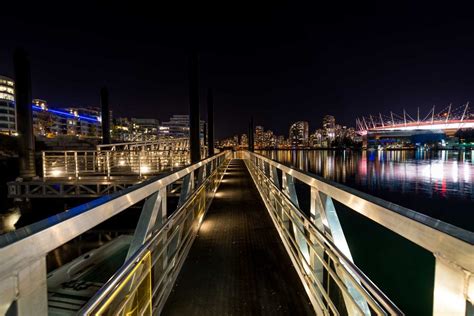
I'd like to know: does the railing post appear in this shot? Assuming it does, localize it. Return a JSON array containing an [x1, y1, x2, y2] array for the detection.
[[127, 187, 167, 259], [106, 151, 111, 179], [74, 151, 79, 179], [0, 257, 49, 315], [42, 151, 46, 178], [270, 165, 280, 188], [433, 255, 471, 316], [64, 152, 68, 175], [282, 172, 299, 207], [197, 165, 206, 186], [139, 151, 142, 177], [93, 151, 96, 172], [178, 171, 194, 207], [317, 190, 370, 315]]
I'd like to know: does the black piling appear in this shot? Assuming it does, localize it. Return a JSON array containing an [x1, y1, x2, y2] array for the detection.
[[189, 52, 200, 163], [249, 117, 254, 152], [14, 48, 36, 179], [207, 88, 214, 157], [100, 87, 111, 144]]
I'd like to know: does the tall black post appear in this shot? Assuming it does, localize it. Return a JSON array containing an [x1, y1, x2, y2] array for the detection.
[[189, 52, 200, 163], [207, 88, 214, 157], [14, 48, 36, 179], [100, 87, 111, 144], [203, 122, 207, 154], [248, 123, 251, 150], [249, 117, 254, 152]]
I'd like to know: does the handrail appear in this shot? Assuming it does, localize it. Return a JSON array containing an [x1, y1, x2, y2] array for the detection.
[[41, 148, 190, 179], [96, 138, 189, 150], [243, 152, 403, 315], [0, 151, 230, 315], [243, 151, 474, 316], [78, 158, 225, 314]]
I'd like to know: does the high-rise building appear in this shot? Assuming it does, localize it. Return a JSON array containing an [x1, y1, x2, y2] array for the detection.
[[240, 133, 248, 147], [310, 129, 324, 147], [159, 114, 205, 140], [276, 135, 286, 148], [255, 125, 264, 148], [263, 129, 276, 148], [31, 101, 104, 138], [323, 115, 336, 142], [131, 118, 159, 141], [112, 117, 132, 141], [0, 75, 16, 135], [289, 121, 309, 147]]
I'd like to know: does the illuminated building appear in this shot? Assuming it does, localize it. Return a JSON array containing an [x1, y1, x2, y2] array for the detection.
[[263, 130, 276, 148], [356, 105, 474, 148], [131, 118, 159, 141], [255, 125, 264, 148], [217, 135, 239, 148], [310, 129, 324, 147], [113, 117, 132, 141], [0, 75, 16, 135], [32, 102, 106, 139], [289, 121, 309, 147], [240, 133, 248, 147], [276, 135, 287, 148], [323, 115, 336, 142], [159, 114, 205, 140]]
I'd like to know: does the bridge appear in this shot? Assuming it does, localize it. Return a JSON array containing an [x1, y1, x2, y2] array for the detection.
[[0, 150, 472, 315]]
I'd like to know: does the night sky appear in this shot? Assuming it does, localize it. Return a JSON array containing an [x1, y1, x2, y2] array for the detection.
[[1, 2, 474, 138]]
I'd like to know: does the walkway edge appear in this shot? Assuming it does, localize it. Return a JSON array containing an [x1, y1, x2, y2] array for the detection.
[[242, 158, 320, 315]]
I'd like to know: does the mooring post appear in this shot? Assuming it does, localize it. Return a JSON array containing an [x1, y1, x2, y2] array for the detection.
[[249, 117, 254, 152], [207, 88, 214, 157], [189, 52, 200, 163], [101, 87, 111, 145], [14, 48, 36, 179]]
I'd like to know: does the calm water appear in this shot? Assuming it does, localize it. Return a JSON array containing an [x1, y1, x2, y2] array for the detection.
[[258, 149, 474, 232]]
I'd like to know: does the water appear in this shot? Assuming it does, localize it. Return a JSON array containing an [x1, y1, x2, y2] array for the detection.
[[258, 149, 474, 231], [258, 149, 474, 315]]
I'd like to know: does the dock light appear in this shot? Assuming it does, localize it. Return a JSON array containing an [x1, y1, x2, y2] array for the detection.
[[51, 169, 63, 177], [140, 165, 150, 174]]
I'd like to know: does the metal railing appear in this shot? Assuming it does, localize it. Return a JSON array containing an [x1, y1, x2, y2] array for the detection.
[[242, 151, 474, 316], [96, 138, 189, 152], [80, 156, 227, 314], [42, 138, 209, 179], [42, 149, 189, 179], [0, 151, 230, 315]]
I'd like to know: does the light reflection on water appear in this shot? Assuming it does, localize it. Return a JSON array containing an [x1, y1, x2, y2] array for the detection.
[[258, 149, 474, 231]]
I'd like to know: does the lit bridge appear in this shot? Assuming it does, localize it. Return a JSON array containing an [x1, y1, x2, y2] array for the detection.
[[357, 103, 474, 134], [0, 151, 472, 315]]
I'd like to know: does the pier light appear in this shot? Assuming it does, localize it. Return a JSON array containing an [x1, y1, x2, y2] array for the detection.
[[140, 165, 150, 174], [51, 169, 63, 177]]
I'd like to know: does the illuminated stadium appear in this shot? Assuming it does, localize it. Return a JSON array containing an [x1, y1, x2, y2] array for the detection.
[[357, 103, 474, 148]]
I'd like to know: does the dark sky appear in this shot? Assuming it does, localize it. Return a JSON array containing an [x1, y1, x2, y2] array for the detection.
[[1, 2, 474, 138]]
